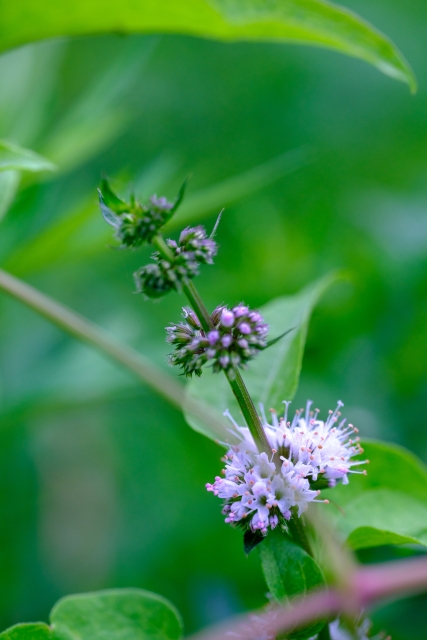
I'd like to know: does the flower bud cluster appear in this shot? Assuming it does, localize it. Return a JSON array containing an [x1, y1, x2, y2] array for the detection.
[[206, 401, 367, 535], [166, 304, 269, 377], [116, 195, 174, 247], [134, 226, 218, 298], [168, 225, 217, 265], [99, 184, 176, 248]]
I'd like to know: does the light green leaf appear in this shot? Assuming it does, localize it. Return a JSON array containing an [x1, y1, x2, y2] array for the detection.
[[0, 140, 56, 174], [0, 589, 182, 640], [50, 589, 182, 640], [258, 529, 326, 639], [0, 0, 415, 90], [330, 440, 427, 549], [0, 170, 20, 221], [184, 272, 339, 443], [243, 272, 339, 409], [0, 623, 52, 640]]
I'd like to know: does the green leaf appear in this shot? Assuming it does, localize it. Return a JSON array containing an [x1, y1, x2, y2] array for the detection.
[[0, 589, 182, 640], [242, 272, 339, 409], [0, 171, 20, 221], [258, 529, 326, 639], [39, 39, 154, 173], [184, 272, 339, 443], [50, 589, 182, 640], [0, 0, 415, 90], [0, 140, 56, 173], [0, 623, 52, 640], [330, 440, 427, 549]]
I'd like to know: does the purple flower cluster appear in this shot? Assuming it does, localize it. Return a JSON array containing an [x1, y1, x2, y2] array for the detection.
[[134, 226, 218, 298], [207, 401, 367, 536], [166, 304, 269, 377]]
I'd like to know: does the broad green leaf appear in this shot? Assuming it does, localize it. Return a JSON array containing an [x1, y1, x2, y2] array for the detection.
[[50, 589, 182, 640], [258, 529, 326, 639], [330, 440, 427, 549], [0, 0, 415, 91], [184, 272, 339, 443], [0, 589, 182, 640], [0, 140, 56, 173], [0, 623, 52, 640]]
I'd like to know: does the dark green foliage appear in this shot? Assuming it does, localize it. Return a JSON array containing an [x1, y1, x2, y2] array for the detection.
[[258, 530, 326, 639]]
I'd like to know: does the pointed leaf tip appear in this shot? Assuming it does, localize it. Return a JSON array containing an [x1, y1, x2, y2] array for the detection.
[[170, 176, 190, 215]]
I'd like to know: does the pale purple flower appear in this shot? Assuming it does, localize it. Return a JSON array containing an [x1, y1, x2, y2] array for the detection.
[[207, 401, 367, 535]]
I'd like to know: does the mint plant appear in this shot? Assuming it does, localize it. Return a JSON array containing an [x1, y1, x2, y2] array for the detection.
[[0, 1, 425, 638], [1, 164, 427, 639], [92, 178, 404, 639]]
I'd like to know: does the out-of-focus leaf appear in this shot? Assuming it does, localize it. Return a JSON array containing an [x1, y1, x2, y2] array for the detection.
[[258, 529, 326, 639], [243, 272, 340, 409], [0, 170, 20, 221], [0, 0, 415, 90], [0, 589, 182, 640], [184, 273, 339, 443], [0, 624, 52, 640], [0, 139, 56, 173], [331, 440, 427, 549], [39, 39, 156, 172], [170, 147, 311, 228]]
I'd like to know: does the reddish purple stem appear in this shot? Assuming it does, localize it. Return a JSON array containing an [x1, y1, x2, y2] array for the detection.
[[189, 556, 427, 640]]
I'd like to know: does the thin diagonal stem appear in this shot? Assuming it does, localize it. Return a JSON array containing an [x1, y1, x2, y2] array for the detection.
[[0, 268, 227, 439], [191, 556, 427, 640]]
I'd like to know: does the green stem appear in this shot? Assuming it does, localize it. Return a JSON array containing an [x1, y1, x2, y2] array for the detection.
[[226, 369, 271, 455], [152, 234, 213, 332], [152, 233, 175, 261], [182, 280, 213, 332], [184, 280, 270, 453], [288, 511, 314, 558], [152, 232, 271, 454]]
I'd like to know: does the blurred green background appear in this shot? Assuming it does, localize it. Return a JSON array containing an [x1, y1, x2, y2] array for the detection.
[[0, 1, 426, 638]]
